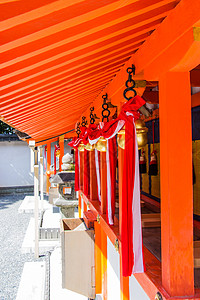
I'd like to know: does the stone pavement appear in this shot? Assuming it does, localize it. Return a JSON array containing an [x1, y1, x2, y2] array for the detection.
[[16, 194, 88, 300], [0, 194, 41, 300]]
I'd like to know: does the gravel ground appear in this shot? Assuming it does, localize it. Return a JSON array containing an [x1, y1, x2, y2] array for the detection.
[[0, 193, 44, 300]]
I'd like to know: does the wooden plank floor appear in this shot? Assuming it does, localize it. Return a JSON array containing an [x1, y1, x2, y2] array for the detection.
[[142, 206, 200, 289]]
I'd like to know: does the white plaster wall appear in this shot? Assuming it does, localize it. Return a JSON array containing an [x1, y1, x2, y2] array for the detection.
[[107, 237, 120, 300], [0, 141, 34, 187], [129, 275, 150, 300]]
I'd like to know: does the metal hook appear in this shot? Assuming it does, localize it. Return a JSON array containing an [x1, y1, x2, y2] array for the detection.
[[90, 107, 95, 124], [124, 64, 137, 101], [102, 93, 110, 122], [81, 116, 87, 127], [126, 64, 135, 75], [102, 93, 108, 103], [76, 122, 81, 137]]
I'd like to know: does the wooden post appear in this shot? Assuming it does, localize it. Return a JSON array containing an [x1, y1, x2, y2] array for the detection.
[[34, 148, 39, 259], [59, 135, 64, 171], [95, 221, 102, 294], [46, 142, 51, 194], [100, 152, 107, 214], [39, 147, 44, 211], [159, 72, 194, 296], [101, 227, 107, 300], [78, 190, 82, 218], [89, 150, 98, 200]]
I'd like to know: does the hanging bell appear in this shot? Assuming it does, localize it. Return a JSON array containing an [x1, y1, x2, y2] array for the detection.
[[139, 150, 147, 174], [95, 137, 107, 152], [117, 128, 125, 149], [56, 149, 60, 157], [135, 119, 148, 150], [85, 143, 95, 151], [149, 151, 158, 176], [78, 141, 85, 152], [117, 122, 148, 150]]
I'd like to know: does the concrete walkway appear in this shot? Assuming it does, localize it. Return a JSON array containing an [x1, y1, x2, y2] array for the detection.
[[17, 194, 87, 299], [50, 247, 88, 300], [0, 194, 41, 300], [16, 261, 46, 300], [18, 195, 51, 213]]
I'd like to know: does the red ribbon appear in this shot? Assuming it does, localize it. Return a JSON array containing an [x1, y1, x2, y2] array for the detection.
[[68, 96, 145, 147], [121, 96, 146, 276], [83, 149, 90, 197], [106, 137, 117, 225], [69, 96, 146, 276]]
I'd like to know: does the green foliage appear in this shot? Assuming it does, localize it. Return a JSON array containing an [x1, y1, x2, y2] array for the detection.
[[0, 120, 14, 134]]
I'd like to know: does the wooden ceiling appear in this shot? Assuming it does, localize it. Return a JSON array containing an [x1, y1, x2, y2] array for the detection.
[[0, 0, 181, 142]]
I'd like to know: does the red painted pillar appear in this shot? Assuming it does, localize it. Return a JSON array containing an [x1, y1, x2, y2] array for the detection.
[[101, 227, 107, 300], [78, 190, 82, 218], [95, 221, 102, 294], [159, 72, 194, 296]]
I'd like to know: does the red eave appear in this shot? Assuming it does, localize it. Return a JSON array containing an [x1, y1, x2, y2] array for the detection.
[[0, 0, 181, 143]]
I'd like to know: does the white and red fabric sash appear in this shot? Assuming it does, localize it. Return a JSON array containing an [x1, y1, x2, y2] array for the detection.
[[106, 137, 117, 225], [83, 149, 90, 198], [121, 109, 145, 276], [95, 149, 101, 202], [68, 95, 146, 275]]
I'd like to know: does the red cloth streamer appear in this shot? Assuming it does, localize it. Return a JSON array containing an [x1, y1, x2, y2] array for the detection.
[[106, 137, 117, 225], [95, 149, 101, 202], [69, 96, 146, 275], [75, 149, 79, 191], [152, 120, 155, 152], [83, 149, 90, 197], [54, 145, 60, 175], [121, 96, 145, 276]]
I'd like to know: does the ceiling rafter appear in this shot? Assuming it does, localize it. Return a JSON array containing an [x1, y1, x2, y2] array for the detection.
[[0, 0, 181, 142]]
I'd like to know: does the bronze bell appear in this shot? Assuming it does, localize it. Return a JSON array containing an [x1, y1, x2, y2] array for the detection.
[[135, 119, 148, 150], [95, 137, 107, 152], [85, 143, 95, 151], [117, 120, 148, 149], [56, 149, 60, 157], [117, 128, 125, 149], [78, 141, 85, 152]]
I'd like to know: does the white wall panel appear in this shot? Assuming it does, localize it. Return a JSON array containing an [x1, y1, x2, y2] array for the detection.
[[0, 141, 34, 187], [129, 275, 150, 300], [107, 237, 120, 300]]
